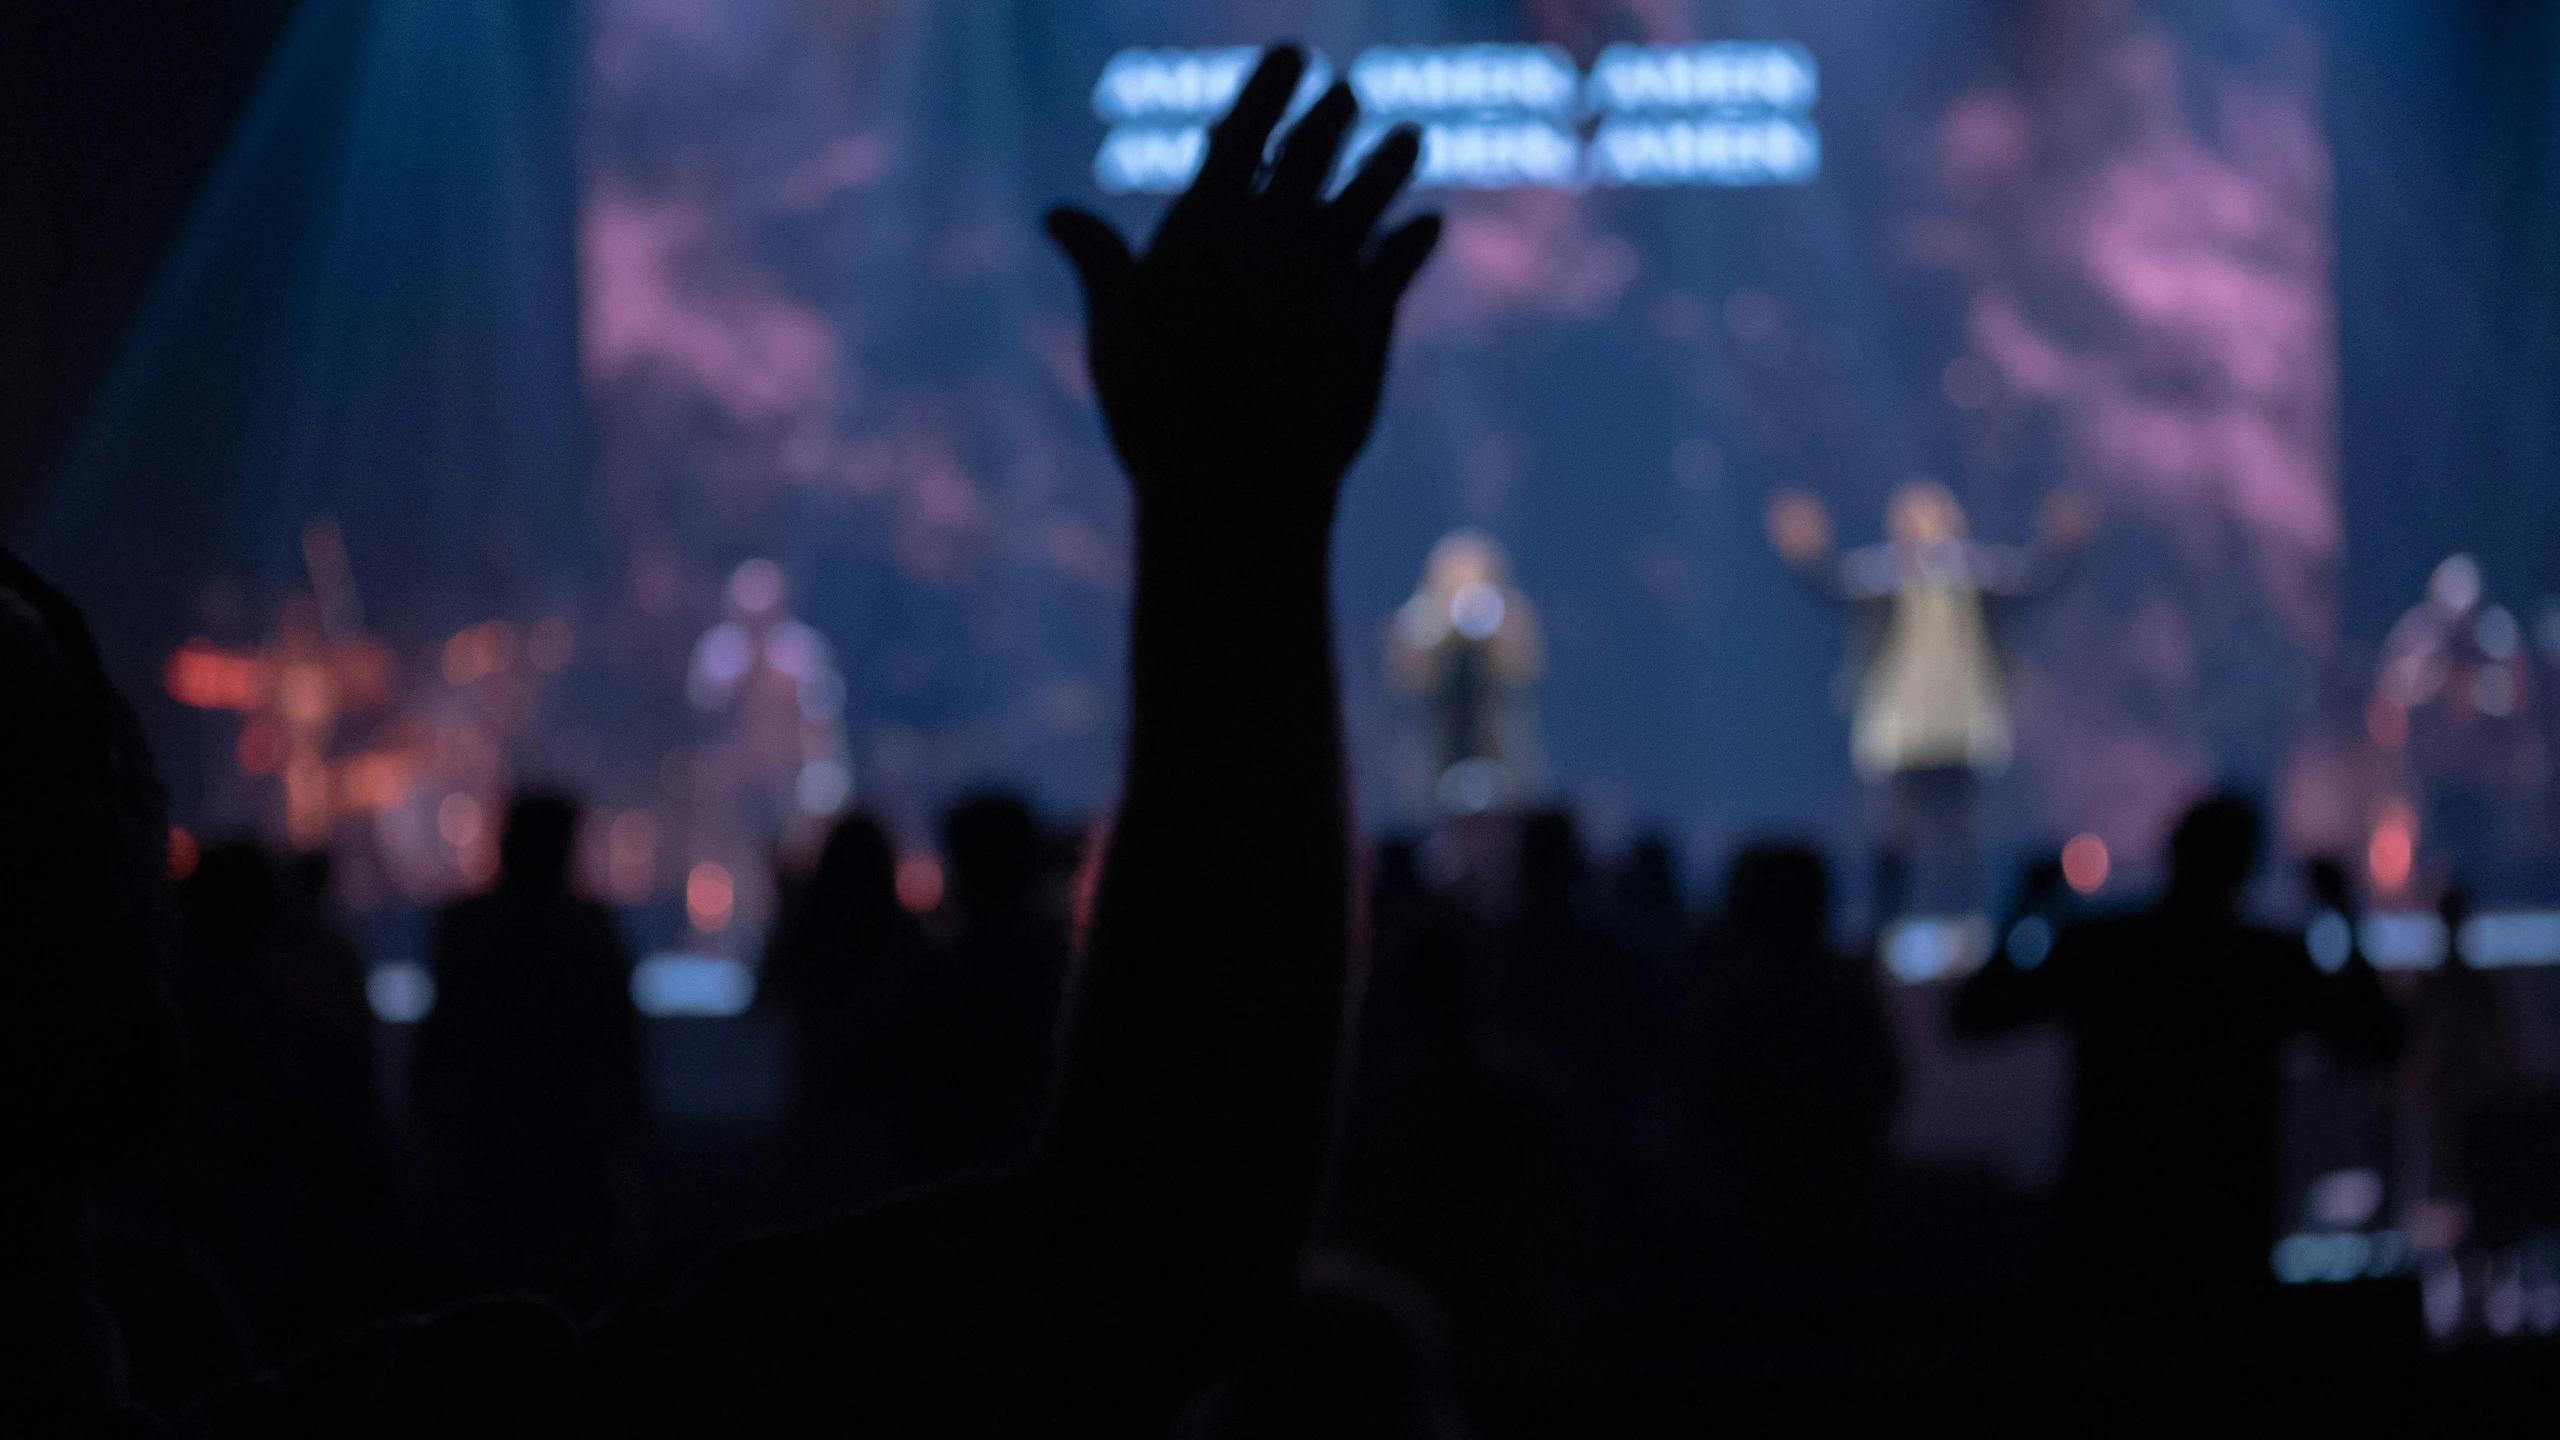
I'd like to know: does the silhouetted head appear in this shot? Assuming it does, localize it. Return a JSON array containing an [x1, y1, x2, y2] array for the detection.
[[1724, 842, 1830, 949], [2439, 882, 2475, 968], [1517, 809, 1584, 914], [284, 847, 336, 917], [2165, 794, 2262, 908], [0, 553, 182, 1185], [1371, 837, 1424, 921], [497, 791, 580, 895], [182, 840, 280, 959], [809, 811, 900, 923], [1624, 832, 1682, 916], [1887, 480, 1967, 547], [943, 791, 1038, 919]]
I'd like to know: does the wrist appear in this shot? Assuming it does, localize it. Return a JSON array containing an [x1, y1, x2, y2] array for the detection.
[[1131, 480, 1337, 588]]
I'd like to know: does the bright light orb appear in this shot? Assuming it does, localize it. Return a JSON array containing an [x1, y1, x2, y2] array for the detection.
[[2060, 833, 2109, 894], [687, 861, 735, 932], [1449, 582, 1506, 640]]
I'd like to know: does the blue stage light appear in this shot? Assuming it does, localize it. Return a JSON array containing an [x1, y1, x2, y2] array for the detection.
[[1089, 42, 1820, 194], [632, 953, 757, 1019]]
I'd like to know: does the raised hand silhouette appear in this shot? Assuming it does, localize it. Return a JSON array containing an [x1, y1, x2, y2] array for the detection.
[[1023, 46, 1439, 1428], [1047, 48, 1437, 538], [137, 47, 1446, 1438], [626, 46, 1439, 1437]]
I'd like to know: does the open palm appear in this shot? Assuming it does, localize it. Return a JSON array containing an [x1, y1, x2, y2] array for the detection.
[[1047, 48, 1440, 544]]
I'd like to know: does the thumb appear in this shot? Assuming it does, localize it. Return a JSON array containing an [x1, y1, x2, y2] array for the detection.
[[1044, 206, 1135, 303]]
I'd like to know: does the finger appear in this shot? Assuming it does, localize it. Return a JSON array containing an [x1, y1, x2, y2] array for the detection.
[[1363, 212, 1441, 304], [1044, 207, 1135, 301], [1265, 83, 1356, 207], [1195, 47, 1305, 197], [1328, 124, 1423, 241]]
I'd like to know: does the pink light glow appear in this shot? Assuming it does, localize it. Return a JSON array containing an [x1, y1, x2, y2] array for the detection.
[[1404, 191, 1642, 341], [1916, 17, 2342, 846], [581, 194, 841, 430]]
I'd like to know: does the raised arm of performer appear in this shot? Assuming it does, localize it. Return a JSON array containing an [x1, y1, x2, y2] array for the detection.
[[1766, 488, 1861, 594], [1969, 489, 2096, 597]]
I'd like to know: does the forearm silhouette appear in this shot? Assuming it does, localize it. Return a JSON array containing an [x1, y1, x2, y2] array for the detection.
[[1040, 40, 1438, 1365], [612, 48, 1440, 1437]]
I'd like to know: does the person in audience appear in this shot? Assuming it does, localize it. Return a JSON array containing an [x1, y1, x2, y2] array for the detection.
[[1612, 831, 1690, 999], [155, 839, 391, 1361], [1334, 840, 1578, 1423], [1500, 814, 1654, 1152], [1679, 843, 1902, 1362], [159, 46, 1440, 1435], [1493, 811, 1657, 1309], [1952, 794, 2402, 1376], [884, 791, 1068, 1182], [757, 810, 918, 1221], [590, 50, 1436, 1432], [0, 548, 183, 1433], [416, 792, 643, 1308]]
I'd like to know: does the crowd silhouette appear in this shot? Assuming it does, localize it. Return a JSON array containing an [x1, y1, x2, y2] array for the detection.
[[419, 794, 643, 1309], [1952, 797, 2403, 1409], [5, 45, 2559, 1436]]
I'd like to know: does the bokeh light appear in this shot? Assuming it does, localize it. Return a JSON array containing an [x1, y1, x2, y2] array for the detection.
[[438, 793, 483, 849], [896, 854, 944, 914], [607, 811, 658, 903], [2061, 833, 2109, 893], [687, 861, 735, 932], [2369, 802, 2417, 893]]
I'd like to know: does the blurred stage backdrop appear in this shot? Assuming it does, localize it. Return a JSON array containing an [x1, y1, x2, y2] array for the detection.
[[29, 0, 2560, 957]]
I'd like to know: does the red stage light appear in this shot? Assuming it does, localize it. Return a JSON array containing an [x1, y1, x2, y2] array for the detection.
[[688, 861, 736, 931], [2369, 803, 2416, 894], [2061, 833, 2109, 893], [896, 854, 944, 914], [165, 639, 265, 709]]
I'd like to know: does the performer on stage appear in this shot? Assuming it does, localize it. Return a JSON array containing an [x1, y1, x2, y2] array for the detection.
[[1768, 479, 2090, 915], [682, 557, 855, 945], [1388, 529, 1546, 818], [2372, 553, 2549, 888]]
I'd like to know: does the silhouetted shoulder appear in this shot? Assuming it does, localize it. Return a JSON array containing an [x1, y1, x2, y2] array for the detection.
[[2030, 911, 2147, 997], [567, 895, 625, 937], [2041, 906, 2329, 1047], [2045, 909, 2150, 959], [428, 894, 507, 960], [612, 1176, 1058, 1433], [439, 893, 506, 926]]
